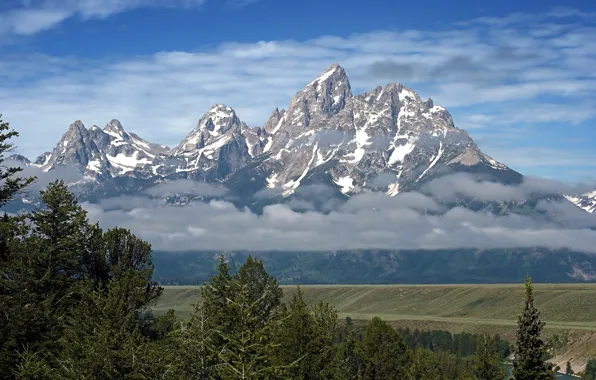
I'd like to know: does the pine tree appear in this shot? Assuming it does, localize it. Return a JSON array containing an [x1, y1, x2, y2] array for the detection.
[[172, 303, 219, 378], [473, 334, 506, 380], [565, 361, 573, 375], [273, 287, 314, 379], [584, 359, 596, 380], [512, 276, 556, 380], [213, 275, 286, 379], [0, 114, 36, 206], [98, 227, 163, 313], [272, 287, 338, 379], [0, 115, 36, 375], [200, 255, 235, 339], [26, 181, 91, 351], [236, 255, 283, 327], [21, 284, 151, 379], [361, 317, 412, 380], [335, 320, 366, 380]]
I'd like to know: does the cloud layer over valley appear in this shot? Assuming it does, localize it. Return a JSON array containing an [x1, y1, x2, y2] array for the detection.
[[73, 176, 596, 253]]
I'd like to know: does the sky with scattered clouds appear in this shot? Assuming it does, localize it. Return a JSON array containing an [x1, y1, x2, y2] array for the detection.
[[0, 0, 595, 185]]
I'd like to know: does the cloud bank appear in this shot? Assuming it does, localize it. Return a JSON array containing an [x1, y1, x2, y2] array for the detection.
[[76, 175, 596, 253]]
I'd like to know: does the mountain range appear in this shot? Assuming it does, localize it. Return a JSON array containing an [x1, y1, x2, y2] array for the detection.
[[6, 63, 596, 283], [13, 63, 585, 206]]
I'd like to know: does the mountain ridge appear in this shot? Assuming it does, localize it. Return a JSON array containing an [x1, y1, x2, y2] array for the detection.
[[9, 63, 592, 213]]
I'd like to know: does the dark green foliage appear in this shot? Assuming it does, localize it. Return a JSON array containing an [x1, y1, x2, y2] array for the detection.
[[512, 276, 556, 380], [411, 347, 475, 380], [472, 334, 507, 380], [335, 321, 366, 379], [584, 359, 596, 380], [360, 317, 412, 379], [273, 287, 338, 379], [398, 328, 510, 359], [0, 115, 36, 206], [397, 328, 511, 359], [177, 255, 289, 379]]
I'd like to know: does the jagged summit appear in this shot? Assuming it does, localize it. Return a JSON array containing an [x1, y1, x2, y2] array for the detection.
[[103, 119, 126, 136], [297, 63, 352, 115]]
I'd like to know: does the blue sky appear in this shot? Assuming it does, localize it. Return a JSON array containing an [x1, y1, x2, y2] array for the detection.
[[0, 0, 595, 182]]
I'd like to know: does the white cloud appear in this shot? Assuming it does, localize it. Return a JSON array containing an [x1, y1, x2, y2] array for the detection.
[[80, 181, 596, 252], [0, 0, 207, 37]]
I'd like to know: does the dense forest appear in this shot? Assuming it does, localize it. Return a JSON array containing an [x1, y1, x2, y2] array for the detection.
[[2, 115, 596, 379]]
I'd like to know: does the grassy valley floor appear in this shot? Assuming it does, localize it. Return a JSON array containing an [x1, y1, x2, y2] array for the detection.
[[154, 283, 596, 372]]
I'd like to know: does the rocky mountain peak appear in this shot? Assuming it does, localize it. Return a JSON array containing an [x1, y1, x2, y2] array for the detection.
[[68, 120, 87, 132], [103, 119, 127, 138], [172, 104, 241, 156], [299, 63, 352, 115]]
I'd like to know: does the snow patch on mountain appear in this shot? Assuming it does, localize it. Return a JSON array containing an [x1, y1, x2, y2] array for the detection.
[[565, 191, 596, 213]]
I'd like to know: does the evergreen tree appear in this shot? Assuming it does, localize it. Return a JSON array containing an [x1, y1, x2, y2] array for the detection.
[[566, 361, 573, 375], [273, 287, 338, 379], [360, 317, 412, 380], [309, 300, 339, 378], [0, 114, 36, 206], [191, 255, 287, 379], [213, 274, 286, 379], [236, 255, 283, 327], [0, 115, 36, 375], [273, 287, 314, 379], [26, 181, 92, 352], [199, 255, 235, 341], [334, 321, 366, 380], [98, 227, 163, 313], [512, 276, 556, 380], [584, 358, 596, 380], [39, 284, 149, 379], [473, 334, 506, 380], [172, 303, 219, 378]]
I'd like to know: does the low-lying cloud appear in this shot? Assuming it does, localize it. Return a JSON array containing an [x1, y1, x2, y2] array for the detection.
[[78, 174, 596, 253], [422, 173, 596, 203], [3, 158, 83, 193]]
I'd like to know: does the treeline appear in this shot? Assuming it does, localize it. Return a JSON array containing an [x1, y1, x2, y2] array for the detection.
[[395, 328, 510, 359], [0, 114, 592, 379]]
